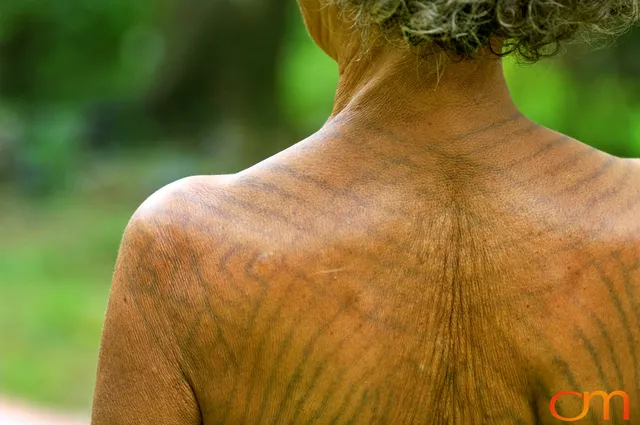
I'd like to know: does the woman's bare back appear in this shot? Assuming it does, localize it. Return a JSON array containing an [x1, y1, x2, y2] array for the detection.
[[164, 128, 640, 425]]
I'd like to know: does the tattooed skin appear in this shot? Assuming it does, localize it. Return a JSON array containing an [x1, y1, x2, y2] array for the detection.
[[91, 127, 640, 425], [91, 2, 640, 425]]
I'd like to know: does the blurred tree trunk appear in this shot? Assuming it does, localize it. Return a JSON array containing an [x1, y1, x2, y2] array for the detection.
[[144, 0, 291, 165]]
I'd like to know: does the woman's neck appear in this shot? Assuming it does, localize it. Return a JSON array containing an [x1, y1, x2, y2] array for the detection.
[[328, 45, 527, 153]]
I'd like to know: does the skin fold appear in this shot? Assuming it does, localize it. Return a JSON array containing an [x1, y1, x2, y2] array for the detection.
[[91, 2, 640, 424]]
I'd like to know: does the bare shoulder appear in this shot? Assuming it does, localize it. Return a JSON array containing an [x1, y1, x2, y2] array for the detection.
[[130, 174, 237, 230], [120, 169, 286, 316], [125, 172, 287, 258], [120, 173, 304, 420], [93, 174, 240, 425], [622, 156, 640, 178], [625, 156, 640, 251], [614, 157, 640, 220], [114, 173, 246, 336]]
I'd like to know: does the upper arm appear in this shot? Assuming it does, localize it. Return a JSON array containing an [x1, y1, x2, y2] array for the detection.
[[92, 179, 203, 425]]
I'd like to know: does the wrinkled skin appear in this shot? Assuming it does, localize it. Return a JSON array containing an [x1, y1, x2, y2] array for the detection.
[[91, 3, 640, 425]]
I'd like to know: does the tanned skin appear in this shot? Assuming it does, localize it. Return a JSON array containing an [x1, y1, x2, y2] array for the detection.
[[91, 2, 640, 424]]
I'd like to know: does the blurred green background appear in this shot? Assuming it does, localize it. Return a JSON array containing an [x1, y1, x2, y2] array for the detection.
[[0, 0, 638, 413]]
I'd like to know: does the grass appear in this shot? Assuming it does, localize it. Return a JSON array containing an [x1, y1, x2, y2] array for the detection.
[[0, 196, 130, 409]]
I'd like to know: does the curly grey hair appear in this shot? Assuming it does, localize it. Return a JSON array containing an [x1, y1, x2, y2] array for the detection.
[[329, 0, 640, 61]]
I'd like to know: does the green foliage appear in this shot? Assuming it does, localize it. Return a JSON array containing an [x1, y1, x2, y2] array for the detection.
[[0, 0, 163, 101], [0, 0, 168, 193]]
